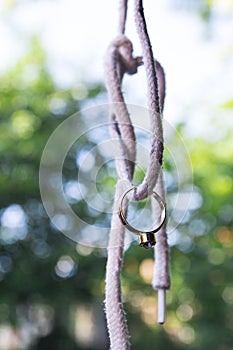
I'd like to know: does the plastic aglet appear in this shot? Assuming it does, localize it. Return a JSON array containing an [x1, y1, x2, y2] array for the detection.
[[157, 289, 166, 324]]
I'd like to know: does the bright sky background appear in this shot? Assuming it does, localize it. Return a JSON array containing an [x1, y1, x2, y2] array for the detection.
[[0, 0, 233, 136]]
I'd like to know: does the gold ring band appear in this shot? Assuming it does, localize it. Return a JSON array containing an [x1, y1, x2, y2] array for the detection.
[[118, 187, 166, 248]]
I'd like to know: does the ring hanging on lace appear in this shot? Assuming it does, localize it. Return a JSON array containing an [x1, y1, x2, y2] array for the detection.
[[118, 187, 166, 249]]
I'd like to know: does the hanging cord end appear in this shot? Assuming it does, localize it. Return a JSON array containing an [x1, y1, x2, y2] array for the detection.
[[157, 288, 166, 324]]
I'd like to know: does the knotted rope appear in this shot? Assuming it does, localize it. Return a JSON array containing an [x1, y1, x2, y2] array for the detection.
[[104, 0, 170, 348], [104, 33, 140, 349]]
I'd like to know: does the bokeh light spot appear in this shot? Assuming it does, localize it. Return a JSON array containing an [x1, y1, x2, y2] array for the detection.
[[11, 110, 38, 139], [55, 255, 77, 279], [178, 325, 195, 344], [222, 286, 233, 304], [139, 259, 154, 284], [71, 84, 88, 100], [1, 204, 26, 228], [217, 227, 233, 247], [208, 248, 225, 265], [176, 304, 193, 322], [141, 296, 157, 325]]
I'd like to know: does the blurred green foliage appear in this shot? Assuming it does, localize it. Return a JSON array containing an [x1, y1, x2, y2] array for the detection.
[[171, 0, 232, 21], [0, 42, 108, 349], [0, 20, 233, 350]]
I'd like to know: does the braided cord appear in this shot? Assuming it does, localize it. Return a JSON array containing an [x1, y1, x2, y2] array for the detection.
[[105, 0, 170, 347], [134, 0, 164, 200]]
